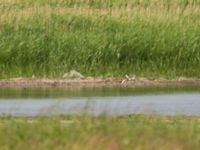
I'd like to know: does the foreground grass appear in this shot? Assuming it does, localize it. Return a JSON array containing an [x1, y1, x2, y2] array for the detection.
[[0, 115, 200, 150], [0, 0, 200, 78]]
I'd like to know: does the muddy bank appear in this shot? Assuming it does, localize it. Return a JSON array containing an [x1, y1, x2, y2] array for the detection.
[[0, 77, 200, 88]]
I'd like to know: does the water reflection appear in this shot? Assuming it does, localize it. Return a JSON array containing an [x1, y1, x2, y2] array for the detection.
[[0, 94, 200, 116], [0, 85, 200, 98]]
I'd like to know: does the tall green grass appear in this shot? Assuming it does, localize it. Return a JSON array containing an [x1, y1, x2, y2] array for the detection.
[[0, 0, 199, 78], [0, 116, 200, 150]]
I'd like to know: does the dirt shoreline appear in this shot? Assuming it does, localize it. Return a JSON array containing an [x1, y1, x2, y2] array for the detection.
[[0, 77, 200, 88]]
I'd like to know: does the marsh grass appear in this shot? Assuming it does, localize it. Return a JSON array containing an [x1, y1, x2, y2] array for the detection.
[[0, 0, 200, 78], [0, 115, 200, 150]]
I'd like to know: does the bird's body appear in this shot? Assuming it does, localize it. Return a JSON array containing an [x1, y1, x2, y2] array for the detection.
[[120, 75, 135, 84]]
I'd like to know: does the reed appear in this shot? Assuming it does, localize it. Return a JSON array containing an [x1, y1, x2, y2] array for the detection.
[[0, 0, 199, 78], [0, 115, 200, 150]]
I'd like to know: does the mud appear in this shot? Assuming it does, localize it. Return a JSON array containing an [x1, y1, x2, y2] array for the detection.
[[0, 77, 200, 88]]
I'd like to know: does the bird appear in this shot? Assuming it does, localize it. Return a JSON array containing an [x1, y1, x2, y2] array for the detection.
[[121, 75, 130, 84], [121, 74, 135, 84]]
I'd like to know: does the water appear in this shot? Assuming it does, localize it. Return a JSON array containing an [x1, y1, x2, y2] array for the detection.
[[0, 85, 200, 116]]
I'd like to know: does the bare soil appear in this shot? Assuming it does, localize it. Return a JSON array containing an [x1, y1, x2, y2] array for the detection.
[[0, 77, 200, 88]]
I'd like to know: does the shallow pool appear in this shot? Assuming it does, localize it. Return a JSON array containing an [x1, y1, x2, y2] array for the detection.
[[0, 85, 200, 116]]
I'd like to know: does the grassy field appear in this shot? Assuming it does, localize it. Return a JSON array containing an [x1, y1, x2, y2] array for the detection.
[[0, 115, 199, 150], [0, 0, 200, 78]]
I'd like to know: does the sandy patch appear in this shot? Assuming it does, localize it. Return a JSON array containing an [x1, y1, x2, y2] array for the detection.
[[0, 77, 200, 88]]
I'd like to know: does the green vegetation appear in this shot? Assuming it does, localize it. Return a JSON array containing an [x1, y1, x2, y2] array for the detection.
[[0, 0, 200, 78], [0, 115, 200, 150]]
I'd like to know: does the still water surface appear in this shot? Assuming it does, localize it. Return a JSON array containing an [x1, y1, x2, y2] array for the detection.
[[0, 85, 200, 116]]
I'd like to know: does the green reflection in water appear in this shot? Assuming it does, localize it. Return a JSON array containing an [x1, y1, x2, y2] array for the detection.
[[0, 85, 200, 99]]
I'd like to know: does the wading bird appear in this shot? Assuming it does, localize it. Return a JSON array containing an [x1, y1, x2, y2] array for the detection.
[[121, 75, 136, 84]]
